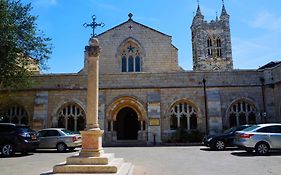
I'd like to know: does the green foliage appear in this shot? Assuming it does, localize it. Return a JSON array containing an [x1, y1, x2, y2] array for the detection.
[[169, 129, 204, 143], [187, 130, 204, 142], [170, 128, 189, 143], [0, 0, 52, 88]]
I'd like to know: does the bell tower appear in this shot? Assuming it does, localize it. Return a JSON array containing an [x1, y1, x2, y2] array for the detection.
[[191, 1, 233, 71]]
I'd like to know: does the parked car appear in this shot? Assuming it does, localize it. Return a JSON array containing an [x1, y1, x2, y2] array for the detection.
[[37, 128, 82, 152], [202, 125, 253, 150], [0, 123, 39, 157], [234, 123, 281, 155]]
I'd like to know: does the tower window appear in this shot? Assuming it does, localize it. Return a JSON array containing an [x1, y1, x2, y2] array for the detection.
[[207, 37, 213, 56], [216, 38, 222, 57]]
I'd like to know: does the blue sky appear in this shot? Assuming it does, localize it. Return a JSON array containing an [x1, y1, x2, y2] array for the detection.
[[22, 0, 281, 73]]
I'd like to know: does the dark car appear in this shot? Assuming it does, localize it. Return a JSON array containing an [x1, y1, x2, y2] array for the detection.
[[0, 123, 39, 157], [202, 125, 253, 150]]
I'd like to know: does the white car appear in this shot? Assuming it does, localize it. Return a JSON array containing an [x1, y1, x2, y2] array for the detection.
[[37, 128, 82, 152], [234, 123, 281, 155]]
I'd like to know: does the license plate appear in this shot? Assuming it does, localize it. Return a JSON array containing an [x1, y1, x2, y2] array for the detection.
[[31, 135, 37, 140]]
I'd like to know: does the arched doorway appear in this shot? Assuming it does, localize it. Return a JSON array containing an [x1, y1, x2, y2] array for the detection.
[[115, 107, 139, 140]]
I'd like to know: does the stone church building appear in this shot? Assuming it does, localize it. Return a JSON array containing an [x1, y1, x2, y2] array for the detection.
[[1, 4, 281, 144]]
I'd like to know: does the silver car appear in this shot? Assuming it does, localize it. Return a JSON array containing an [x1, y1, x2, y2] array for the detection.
[[37, 128, 82, 152], [234, 123, 281, 155]]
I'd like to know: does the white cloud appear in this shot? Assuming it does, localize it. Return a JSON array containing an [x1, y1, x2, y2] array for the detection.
[[250, 10, 281, 31], [232, 35, 281, 69]]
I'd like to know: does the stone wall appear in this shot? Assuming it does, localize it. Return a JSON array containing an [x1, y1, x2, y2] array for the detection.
[[1, 67, 281, 143], [269, 64, 281, 122]]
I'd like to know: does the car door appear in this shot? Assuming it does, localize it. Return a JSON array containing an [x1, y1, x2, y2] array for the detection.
[[268, 126, 281, 149], [45, 130, 61, 148], [39, 130, 61, 148], [38, 130, 48, 148]]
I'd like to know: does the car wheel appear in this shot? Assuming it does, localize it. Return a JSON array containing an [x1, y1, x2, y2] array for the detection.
[[56, 143, 67, 152], [1, 143, 15, 157], [215, 140, 225, 150], [255, 142, 269, 156]]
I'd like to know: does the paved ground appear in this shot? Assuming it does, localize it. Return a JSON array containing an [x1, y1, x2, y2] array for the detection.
[[0, 146, 281, 175]]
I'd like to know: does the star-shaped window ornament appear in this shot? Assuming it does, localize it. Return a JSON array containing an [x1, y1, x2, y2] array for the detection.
[[127, 45, 135, 53], [128, 25, 133, 30]]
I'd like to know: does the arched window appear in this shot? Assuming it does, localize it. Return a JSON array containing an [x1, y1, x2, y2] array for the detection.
[[57, 104, 85, 132], [128, 56, 134, 72], [0, 105, 28, 125], [207, 37, 213, 56], [216, 38, 222, 57], [121, 56, 127, 72], [135, 56, 141, 72], [228, 100, 257, 127], [119, 40, 142, 72], [169, 102, 198, 130], [170, 114, 178, 130]]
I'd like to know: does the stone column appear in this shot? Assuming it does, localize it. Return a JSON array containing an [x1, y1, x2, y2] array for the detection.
[[79, 37, 104, 157], [51, 37, 133, 175]]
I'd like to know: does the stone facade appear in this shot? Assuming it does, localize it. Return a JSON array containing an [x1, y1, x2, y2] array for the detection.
[[0, 5, 281, 145]]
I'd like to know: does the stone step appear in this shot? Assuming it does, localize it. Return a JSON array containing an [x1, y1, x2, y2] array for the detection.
[[53, 158, 124, 173], [43, 162, 134, 175], [116, 163, 134, 175], [41, 161, 134, 175], [66, 153, 115, 165]]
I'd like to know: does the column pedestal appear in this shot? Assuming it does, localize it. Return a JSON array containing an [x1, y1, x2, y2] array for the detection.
[[79, 130, 104, 157]]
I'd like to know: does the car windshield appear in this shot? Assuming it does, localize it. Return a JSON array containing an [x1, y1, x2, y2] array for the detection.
[[223, 127, 236, 134], [61, 129, 74, 135], [241, 125, 259, 132], [17, 126, 34, 133]]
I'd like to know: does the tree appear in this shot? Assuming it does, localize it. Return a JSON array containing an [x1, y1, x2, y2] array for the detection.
[[0, 0, 51, 88]]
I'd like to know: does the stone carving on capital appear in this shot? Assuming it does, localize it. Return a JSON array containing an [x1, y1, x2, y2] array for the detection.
[[85, 37, 101, 57]]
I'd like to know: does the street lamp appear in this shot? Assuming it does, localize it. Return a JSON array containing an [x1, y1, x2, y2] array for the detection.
[[260, 77, 267, 123], [203, 78, 208, 135]]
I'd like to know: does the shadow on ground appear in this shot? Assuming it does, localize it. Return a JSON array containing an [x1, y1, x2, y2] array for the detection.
[[200, 147, 240, 152], [231, 151, 281, 157], [0, 152, 33, 158], [35, 149, 78, 153]]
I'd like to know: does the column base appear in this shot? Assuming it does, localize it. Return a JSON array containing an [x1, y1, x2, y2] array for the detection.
[[41, 129, 134, 175], [41, 153, 134, 175], [79, 130, 104, 157]]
